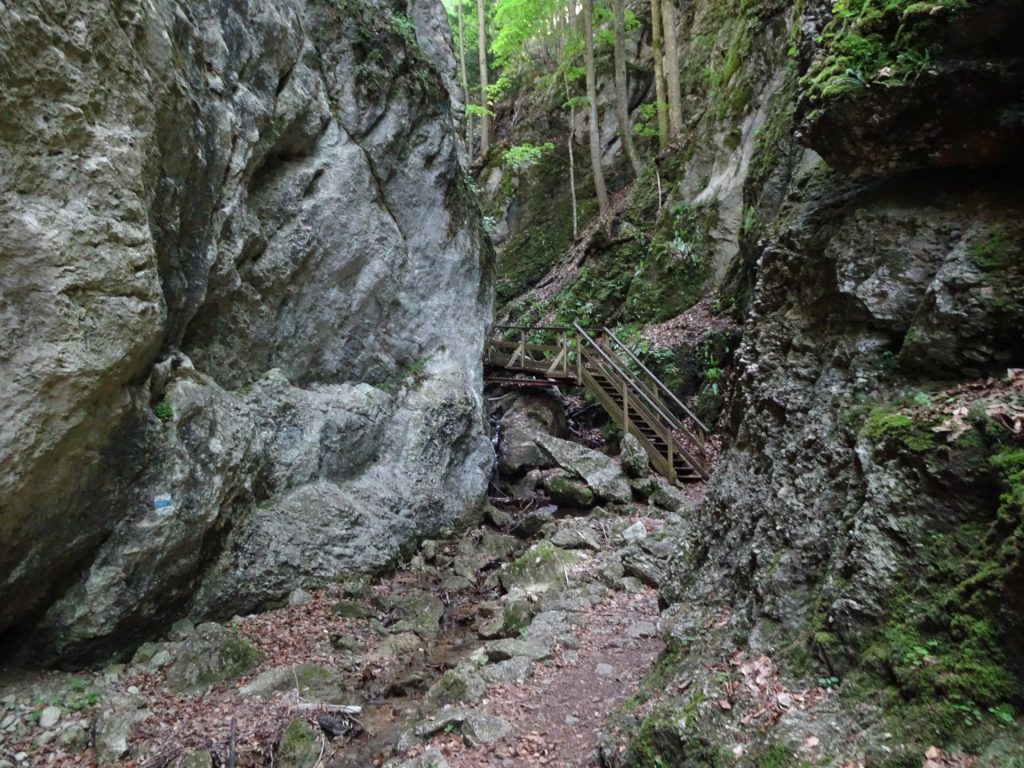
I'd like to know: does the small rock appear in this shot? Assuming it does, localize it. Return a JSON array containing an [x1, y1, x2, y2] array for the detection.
[[595, 663, 615, 677], [34, 728, 57, 747], [38, 705, 61, 729], [425, 666, 486, 706], [515, 505, 558, 537], [288, 587, 312, 606], [148, 649, 174, 670], [164, 622, 264, 693], [421, 539, 438, 561], [626, 621, 657, 639], [168, 618, 196, 641], [619, 434, 650, 479], [276, 718, 320, 768], [332, 599, 369, 618], [619, 576, 645, 593], [564, 714, 580, 726], [622, 521, 647, 543], [461, 712, 511, 746], [481, 656, 534, 684], [485, 505, 514, 529], [131, 642, 159, 665], [14, 753, 28, 764], [95, 701, 150, 764], [543, 472, 595, 508], [57, 723, 90, 753], [1, 713, 17, 729]]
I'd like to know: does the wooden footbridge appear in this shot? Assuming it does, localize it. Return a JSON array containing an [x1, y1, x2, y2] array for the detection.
[[485, 324, 711, 484]]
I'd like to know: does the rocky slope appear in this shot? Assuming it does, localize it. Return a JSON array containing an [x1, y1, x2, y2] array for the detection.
[[0, 0, 493, 663]]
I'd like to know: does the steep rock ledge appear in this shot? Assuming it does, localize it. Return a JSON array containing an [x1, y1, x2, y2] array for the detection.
[[604, 0, 1024, 763], [0, 0, 493, 663]]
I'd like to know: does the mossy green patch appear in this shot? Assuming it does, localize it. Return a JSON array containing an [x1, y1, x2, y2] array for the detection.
[[860, 407, 935, 452], [801, 0, 969, 101], [842, 440, 1024, 751], [493, 142, 581, 310], [969, 228, 1024, 273], [276, 718, 320, 768]]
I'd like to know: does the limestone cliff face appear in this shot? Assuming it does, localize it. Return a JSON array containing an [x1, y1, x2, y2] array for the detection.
[[0, 0, 493, 662], [596, 0, 1024, 763]]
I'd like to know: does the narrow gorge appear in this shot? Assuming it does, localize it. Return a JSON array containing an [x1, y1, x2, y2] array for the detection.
[[0, 0, 1022, 766]]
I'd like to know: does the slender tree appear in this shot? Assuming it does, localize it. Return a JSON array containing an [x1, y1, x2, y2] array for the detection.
[[612, 0, 641, 177], [457, 0, 474, 157], [650, 0, 668, 148], [661, 0, 683, 140], [477, 0, 490, 159], [581, 0, 609, 217], [561, 2, 577, 237]]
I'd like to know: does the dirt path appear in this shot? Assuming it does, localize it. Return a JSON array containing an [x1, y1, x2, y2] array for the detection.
[[415, 590, 661, 768], [0, 495, 691, 768]]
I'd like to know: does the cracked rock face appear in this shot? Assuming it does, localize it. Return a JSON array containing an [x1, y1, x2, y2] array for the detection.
[[0, 0, 493, 662]]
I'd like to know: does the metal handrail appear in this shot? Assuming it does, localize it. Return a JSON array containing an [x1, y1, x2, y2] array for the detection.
[[600, 327, 711, 436], [575, 324, 690, 443], [585, 348, 712, 475]]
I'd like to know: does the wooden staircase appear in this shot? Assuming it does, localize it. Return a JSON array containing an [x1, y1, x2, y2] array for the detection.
[[485, 324, 711, 484]]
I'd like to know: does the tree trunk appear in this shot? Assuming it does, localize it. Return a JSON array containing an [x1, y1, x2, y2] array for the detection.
[[561, 68, 579, 239], [661, 0, 683, 140], [457, 0, 473, 157], [612, 0, 641, 177], [581, 0, 609, 217], [477, 0, 490, 159], [650, 0, 668, 149]]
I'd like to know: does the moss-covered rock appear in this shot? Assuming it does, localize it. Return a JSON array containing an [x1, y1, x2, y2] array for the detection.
[[275, 719, 320, 768], [498, 541, 577, 594], [543, 472, 596, 507], [164, 623, 264, 693]]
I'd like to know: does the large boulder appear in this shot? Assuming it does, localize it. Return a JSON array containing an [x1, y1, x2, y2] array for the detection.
[[0, 0, 493, 661], [535, 434, 632, 504]]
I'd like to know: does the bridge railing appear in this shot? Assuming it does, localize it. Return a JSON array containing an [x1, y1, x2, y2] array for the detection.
[[599, 327, 710, 448], [485, 325, 579, 380], [574, 324, 709, 480]]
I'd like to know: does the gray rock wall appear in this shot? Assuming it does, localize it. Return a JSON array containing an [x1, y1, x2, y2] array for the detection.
[[0, 0, 493, 661]]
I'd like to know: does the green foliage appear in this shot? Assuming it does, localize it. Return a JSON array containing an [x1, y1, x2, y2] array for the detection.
[[860, 407, 934, 452], [376, 355, 431, 393], [802, 0, 968, 100], [465, 104, 496, 118], [152, 400, 173, 422], [502, 142, 555, 173], [969, 228, 1023, 272]]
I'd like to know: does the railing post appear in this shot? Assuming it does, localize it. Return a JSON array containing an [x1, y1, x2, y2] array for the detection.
[[622, 379, 630, 435], [575, 331, 582, 381], [667, 434, 674, 481]]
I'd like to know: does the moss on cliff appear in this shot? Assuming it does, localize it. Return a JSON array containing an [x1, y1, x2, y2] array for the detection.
[[802, 0, 969, 102], [835, 412, 1024, 754]]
